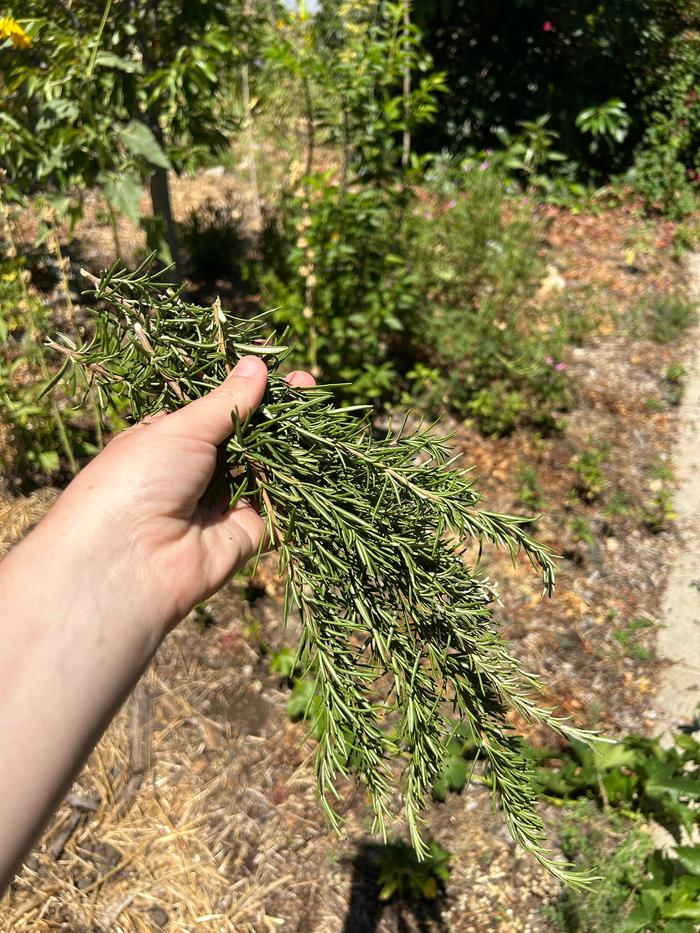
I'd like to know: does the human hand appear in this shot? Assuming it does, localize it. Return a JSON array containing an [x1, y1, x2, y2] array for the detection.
[[40, 356, 315, 638]]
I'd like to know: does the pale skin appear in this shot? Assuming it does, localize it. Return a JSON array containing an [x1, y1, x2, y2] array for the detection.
[[0, 355, 315, 892]]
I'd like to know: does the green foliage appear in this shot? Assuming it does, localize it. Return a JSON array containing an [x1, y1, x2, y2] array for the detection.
[[0, 267, 96, 486], [630, 24, 700, 219], [487, 115, 572, 193], [1, 0, 254, 250], [571, 441, 608, 503], [431, 721, 477, 802], [180, 200, 250, 284], [649, 294, 697, 345], [257, 178, 413, 401], [539, 724, 700, 932], [576, 99, 631, 154], [376, 839, 451, 901], [268, 1, 446, 184], [665, 365, 687, 407], [612, 617, 656, 662], [268, 646, 301, 682], [58, 261, 597, 883], [516, 464, 544, 512], [545, 800, 656, 933], [404, 165, 572, 434], [533, 732, 700, 843], [254, 2, 446, 402], [569, 516, 594, 547], [412, 0, 687, 177]]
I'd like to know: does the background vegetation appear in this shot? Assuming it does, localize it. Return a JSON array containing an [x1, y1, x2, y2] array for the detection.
[[1, 0, 700, 928]]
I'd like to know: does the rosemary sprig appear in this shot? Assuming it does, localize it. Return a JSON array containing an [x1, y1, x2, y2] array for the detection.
[[54, 259, 595, 887]]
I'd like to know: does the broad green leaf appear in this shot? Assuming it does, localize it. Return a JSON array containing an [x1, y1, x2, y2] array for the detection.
[[102, 171, 143, 225], [94, 51, 142, 73], [120, 121, 170, 170], [676, 846, 700, 876]]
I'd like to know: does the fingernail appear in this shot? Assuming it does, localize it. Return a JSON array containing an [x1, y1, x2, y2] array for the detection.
[[232, 355, 262, 378]]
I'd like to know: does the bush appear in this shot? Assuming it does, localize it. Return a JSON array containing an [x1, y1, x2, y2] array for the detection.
[[0, 270, 97, 488], [404, 166, 572, 434], [256, 175, 415, 402], [180, 199, 250, 285], [629, 26, 700, 218]]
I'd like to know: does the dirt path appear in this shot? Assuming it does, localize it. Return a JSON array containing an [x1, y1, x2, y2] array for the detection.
[[654, 252, 700, 733]]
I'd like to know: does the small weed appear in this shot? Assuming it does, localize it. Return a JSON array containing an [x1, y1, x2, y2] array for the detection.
[[604, 491, 632, 519], [644, 397, 665, 412], [376, 840, 451, 901], [649, 293, 697, 344], [612, 617, 657, 661], [516, 463, 544, 511], [571, 441, 608, 502], [665, 363, 687, 406], [570, 516, 594, 546]]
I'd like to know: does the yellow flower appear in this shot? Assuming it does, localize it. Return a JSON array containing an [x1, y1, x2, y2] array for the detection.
[[0, 16, 32, 48]]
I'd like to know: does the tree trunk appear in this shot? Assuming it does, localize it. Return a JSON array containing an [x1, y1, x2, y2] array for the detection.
[[148, 166, 180, 278]]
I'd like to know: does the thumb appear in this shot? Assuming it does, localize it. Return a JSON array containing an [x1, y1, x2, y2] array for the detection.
[[161, 356, 268, 446]]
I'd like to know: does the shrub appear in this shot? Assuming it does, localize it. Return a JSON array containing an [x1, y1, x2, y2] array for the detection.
[[649, 293, 697, 345], [180, 199, 250, 285], [257, 176, 415, 402], [629, 26, 700, 219], [0, 265, 97, 488], [404, 167, 572, 434]]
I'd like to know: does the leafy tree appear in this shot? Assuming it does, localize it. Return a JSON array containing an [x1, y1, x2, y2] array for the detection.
[[0, 0, 256, 266], [409, 0, 687, 175]]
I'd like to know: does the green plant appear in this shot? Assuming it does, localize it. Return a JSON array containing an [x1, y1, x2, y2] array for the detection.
[[571, 442, 608, 503], [0, 225, 96, 486], [576, 99, 631, 154], [257, 177, 414, 401], [665, 364, 687, 407], [612, 617, 656, 662], [569, 517, 594, 547], [545, 800, 656, 933], [268, 646, 301, 682], [630, 24, 700, 220], [56, 261, 596, 882], [516, 464, 544, 512], [489, 114, 571, 191], [649, 294, 697, 344], [638, 461, 676, 532], [405, 167, 572, 434], [180, 200, 250, 284], [1, 0, 255, 264], [376, 839, 451, 901], [537, 724, 700, 932]]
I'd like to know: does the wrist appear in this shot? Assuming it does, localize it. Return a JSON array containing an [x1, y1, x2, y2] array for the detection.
[[13, 486, 171, 654]]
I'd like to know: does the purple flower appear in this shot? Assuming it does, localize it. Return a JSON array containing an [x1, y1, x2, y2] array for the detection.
[[480, 160, 489, 171], [486, 148, 494, 156]]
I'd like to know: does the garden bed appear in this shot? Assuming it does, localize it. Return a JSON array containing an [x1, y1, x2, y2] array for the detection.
[[0, 186, 697, 931]]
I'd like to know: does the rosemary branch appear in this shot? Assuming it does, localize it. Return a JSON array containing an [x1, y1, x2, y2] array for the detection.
[[52, 260, 595, 887]]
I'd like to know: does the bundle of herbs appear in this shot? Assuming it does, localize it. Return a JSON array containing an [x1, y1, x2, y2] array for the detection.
[[49, 261, 594, 886]]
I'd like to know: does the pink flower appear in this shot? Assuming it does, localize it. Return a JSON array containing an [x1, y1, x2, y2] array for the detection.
[[543, 20, 553, 32], [555, 362, 567, 372], [545, 356, 554, 366], [447, 199, 457, 209], [486, 148, 494, 156], [480, 160, 489, 171]]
